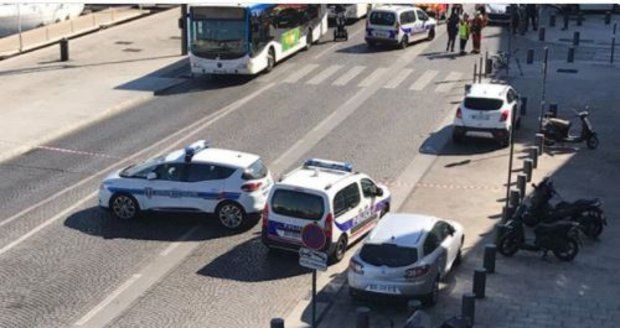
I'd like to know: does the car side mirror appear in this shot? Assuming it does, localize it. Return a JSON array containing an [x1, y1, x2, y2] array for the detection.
[[375, 188, 384, 197], [146, 172, 157, 180]]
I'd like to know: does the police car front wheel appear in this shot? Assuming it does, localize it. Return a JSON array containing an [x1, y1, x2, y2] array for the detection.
[[110, 194, 140, 220], [216, 202, 247, 230]]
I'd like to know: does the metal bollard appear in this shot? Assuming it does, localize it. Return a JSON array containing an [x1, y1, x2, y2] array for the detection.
[[356, 307, 370, 328], [577, 12, 583, 26], [526, 49, 534, 64], [567, 47, 575, 63], [485, 58, 493, 75], [502, 205, 515, 222], [473, 63, 477, 83], [461, 293, 476, 326], [495, 223, 507, 243], [529, 147, 538, 168], [60, 38, 69, 62], [478, 57, 483, 83], [520, 96, 527, 116], [538, 27, 545, 41], [270, 318, 285, 328], [509, 189, 521, 208], [517, 174, 527, 200], [535, 133, 545, 155], [473, 268, 486, 299], [524, 159, 533, 182], [550, 14, 556, 27], [483, 244, 496, 273], [605, 11, 611, 25], [549, 103, 558, 117], [573, 31, 580, 46]]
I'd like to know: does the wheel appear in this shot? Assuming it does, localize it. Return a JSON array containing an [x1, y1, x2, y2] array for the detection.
[[497, 232, 520, 257], [427, 28, 435, 41], [498, 134, 510, 148], [400, 35, 409, 49], [422, 276, 440, 307], [553, 238, 579, 261], [331, 235, 348, 263], [110, 193, 140, 220], [586, 134, 599, 149], [265, 48, 275, 73], [305, 29, 313, 50], [216, 201, 247, 230]]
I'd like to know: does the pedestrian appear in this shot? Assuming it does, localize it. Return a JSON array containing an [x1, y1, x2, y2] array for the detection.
[[446, 10, 459, 52], [470, 11, 486, 54], [526, 4, 538, 31], [458, 13, 470, 55], [510, 4, 520, 35]]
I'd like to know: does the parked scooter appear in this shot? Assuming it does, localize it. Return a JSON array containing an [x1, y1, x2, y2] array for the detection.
[[542, 107, 599, 149], [528, 177, 606, 239], [498, 204, 581, 261], [333, 6, 348, 41]]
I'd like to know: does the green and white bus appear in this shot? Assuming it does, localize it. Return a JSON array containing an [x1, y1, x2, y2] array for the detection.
[[186, 4, 328, 75]]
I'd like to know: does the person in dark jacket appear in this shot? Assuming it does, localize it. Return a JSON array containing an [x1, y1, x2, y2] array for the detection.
[[446, 11, 459, 52]]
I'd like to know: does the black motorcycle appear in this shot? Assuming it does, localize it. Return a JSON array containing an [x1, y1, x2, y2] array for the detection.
[[528, 178, 606, 239], [542, 108, 598, 149], [498, 204, 581, 261]]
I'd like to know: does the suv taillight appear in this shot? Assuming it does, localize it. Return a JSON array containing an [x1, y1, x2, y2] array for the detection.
[[404, 264, 430, 280], [262, 204, 269, 229], [324, 213, 333, 241], [241, 181, 262, 192], [456, 107, 462, 119], [500, 109, 509, 122], [349, 258, 364, 274]]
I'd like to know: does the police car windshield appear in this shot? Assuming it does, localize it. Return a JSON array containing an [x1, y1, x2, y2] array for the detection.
[[360, 243, 418, 267], [271, 190, 324, 221], [120, 155, 165, 178]]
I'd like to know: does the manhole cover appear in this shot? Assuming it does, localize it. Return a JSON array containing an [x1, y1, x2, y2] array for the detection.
[[122, 48, 142, 52]]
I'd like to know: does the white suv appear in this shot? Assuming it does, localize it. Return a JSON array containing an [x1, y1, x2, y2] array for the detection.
[[365, 5, 436, 49], [99, 140, 272, 230], [452, 83, 522, 147], [261, 159, 391, 262]]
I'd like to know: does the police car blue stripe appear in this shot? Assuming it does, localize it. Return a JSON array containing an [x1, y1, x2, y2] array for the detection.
[[334, 198, 390, 232], [108, 187, 240, 200]]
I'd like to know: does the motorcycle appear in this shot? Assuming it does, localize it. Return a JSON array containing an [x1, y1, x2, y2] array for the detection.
[[498, 204, 581, 261], [528, 177, 606, 239], [542, 108, 599, 149]]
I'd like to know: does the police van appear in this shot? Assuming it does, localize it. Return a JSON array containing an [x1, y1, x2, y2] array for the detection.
[[365, 5, 437, 49], [99, 140, 272, 230], [261, 159, 391, 262]]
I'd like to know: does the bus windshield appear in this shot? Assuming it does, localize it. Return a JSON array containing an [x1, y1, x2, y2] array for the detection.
[[190, 7, 248, 59]]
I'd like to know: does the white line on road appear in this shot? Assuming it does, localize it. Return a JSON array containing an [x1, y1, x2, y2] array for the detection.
[[434, 71, 464, 93], [358, 67, 388, 88], [409, 69, 439, 91], [383, 68, 413, 89], [306, 65, 342, 85], [282, 64, 319, 83], [159, 225, 200, 256], [74, 274, 142, 326], [332, 65, 365, 86]]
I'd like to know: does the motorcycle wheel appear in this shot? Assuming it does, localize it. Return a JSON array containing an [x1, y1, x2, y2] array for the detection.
[[553, 238, 579, 262], [586, 134, 599, 149], [498, 232, 520, 257]]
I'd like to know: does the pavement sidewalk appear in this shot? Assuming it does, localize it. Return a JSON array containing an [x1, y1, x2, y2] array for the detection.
[[0, 7, 187, 163]]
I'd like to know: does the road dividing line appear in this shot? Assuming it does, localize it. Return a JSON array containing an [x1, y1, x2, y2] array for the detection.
[[74, 274, 142, 326], [306, 65, 342, 85], [332, 65, 365, 86], [409, 69, 439, 91], [358, 67, 388, 87], [434, 71, 464, 93], [383, 68, 413, 89], [282, 64, 319, 83]]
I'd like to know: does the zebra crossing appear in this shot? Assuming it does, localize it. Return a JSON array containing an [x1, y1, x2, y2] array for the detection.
[[259, 63, 465, 93]]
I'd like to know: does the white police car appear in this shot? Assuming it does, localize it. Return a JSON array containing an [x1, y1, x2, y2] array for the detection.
[[99, 140, 272, 230], [365, 5, 436, 49], [261, 159, 391, 262]]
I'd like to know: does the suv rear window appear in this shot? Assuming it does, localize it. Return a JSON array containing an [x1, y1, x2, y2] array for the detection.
[[369, 11, 396, 26], [242, 160, 268, 180], [360, 243, 418, 267], [464, 97, 504, 111], [271, 189, 324, 220]]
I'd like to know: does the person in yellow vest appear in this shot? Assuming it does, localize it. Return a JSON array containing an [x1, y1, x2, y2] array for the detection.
[[458, 13, 470, 55]]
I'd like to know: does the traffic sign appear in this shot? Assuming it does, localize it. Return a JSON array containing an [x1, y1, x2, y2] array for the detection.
[[299, 247, 328, 271], [301, 223, 326, 251]]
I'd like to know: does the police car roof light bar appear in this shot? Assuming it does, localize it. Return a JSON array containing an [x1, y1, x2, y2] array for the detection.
[[304, 158, 353, 173]]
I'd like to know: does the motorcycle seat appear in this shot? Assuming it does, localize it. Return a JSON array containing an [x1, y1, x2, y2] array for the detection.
[[534, 221, 575, 234], [547, 118, 571, 130]]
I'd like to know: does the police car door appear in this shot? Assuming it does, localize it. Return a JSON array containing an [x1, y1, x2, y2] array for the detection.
[[185, 163, 228, 213], [400, 10, 415, 41], [333, 182, 363, 243], [414, 9, 429, 39], [147, 163, 189, 210]]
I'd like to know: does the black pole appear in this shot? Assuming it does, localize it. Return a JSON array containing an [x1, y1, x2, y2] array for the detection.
[[479, 56, 483, 82], [60, 38, 69, 62], [612, 24, 617, 64], [312, 270, 317, 328], [473, 63, 477, 83], [507, 16, 512, 77], [504, 105, 517, 211], [181, 4, 188, 56], [473, 268, 487, 299]]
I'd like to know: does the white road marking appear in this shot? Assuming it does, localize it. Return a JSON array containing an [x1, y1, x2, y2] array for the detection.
[[332, 65, 365, 86], [306, 65, 342, 85], [358, 67, 388, 87], [383, 68, 413, 89], [0, 82, 276, 253], [282, 64, 319, 83], [409, 70, 439, 91], [74, 274, 142, 326], [159, 225, 200, 256], [434, 71, 464, 93]]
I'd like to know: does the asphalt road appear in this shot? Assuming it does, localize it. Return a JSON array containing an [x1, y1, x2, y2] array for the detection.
[[0, 18, 490, 328]]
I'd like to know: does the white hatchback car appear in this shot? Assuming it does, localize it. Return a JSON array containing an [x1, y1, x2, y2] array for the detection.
[[365, 5, 436, 49], [99, 140, 272, 230], [348, 213, 464, 306], [452, 83, 522, 147]]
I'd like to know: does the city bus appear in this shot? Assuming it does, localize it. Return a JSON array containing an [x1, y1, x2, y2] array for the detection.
[[186, 4, 328, 76]]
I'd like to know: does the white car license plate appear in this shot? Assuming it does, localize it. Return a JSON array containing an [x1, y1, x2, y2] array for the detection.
[[365, 284, 400, 295], [277, 229, 300, 239], [373, 31, 389, 38], [467, 131, 492, 138], [472, 113, 490, 120]]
